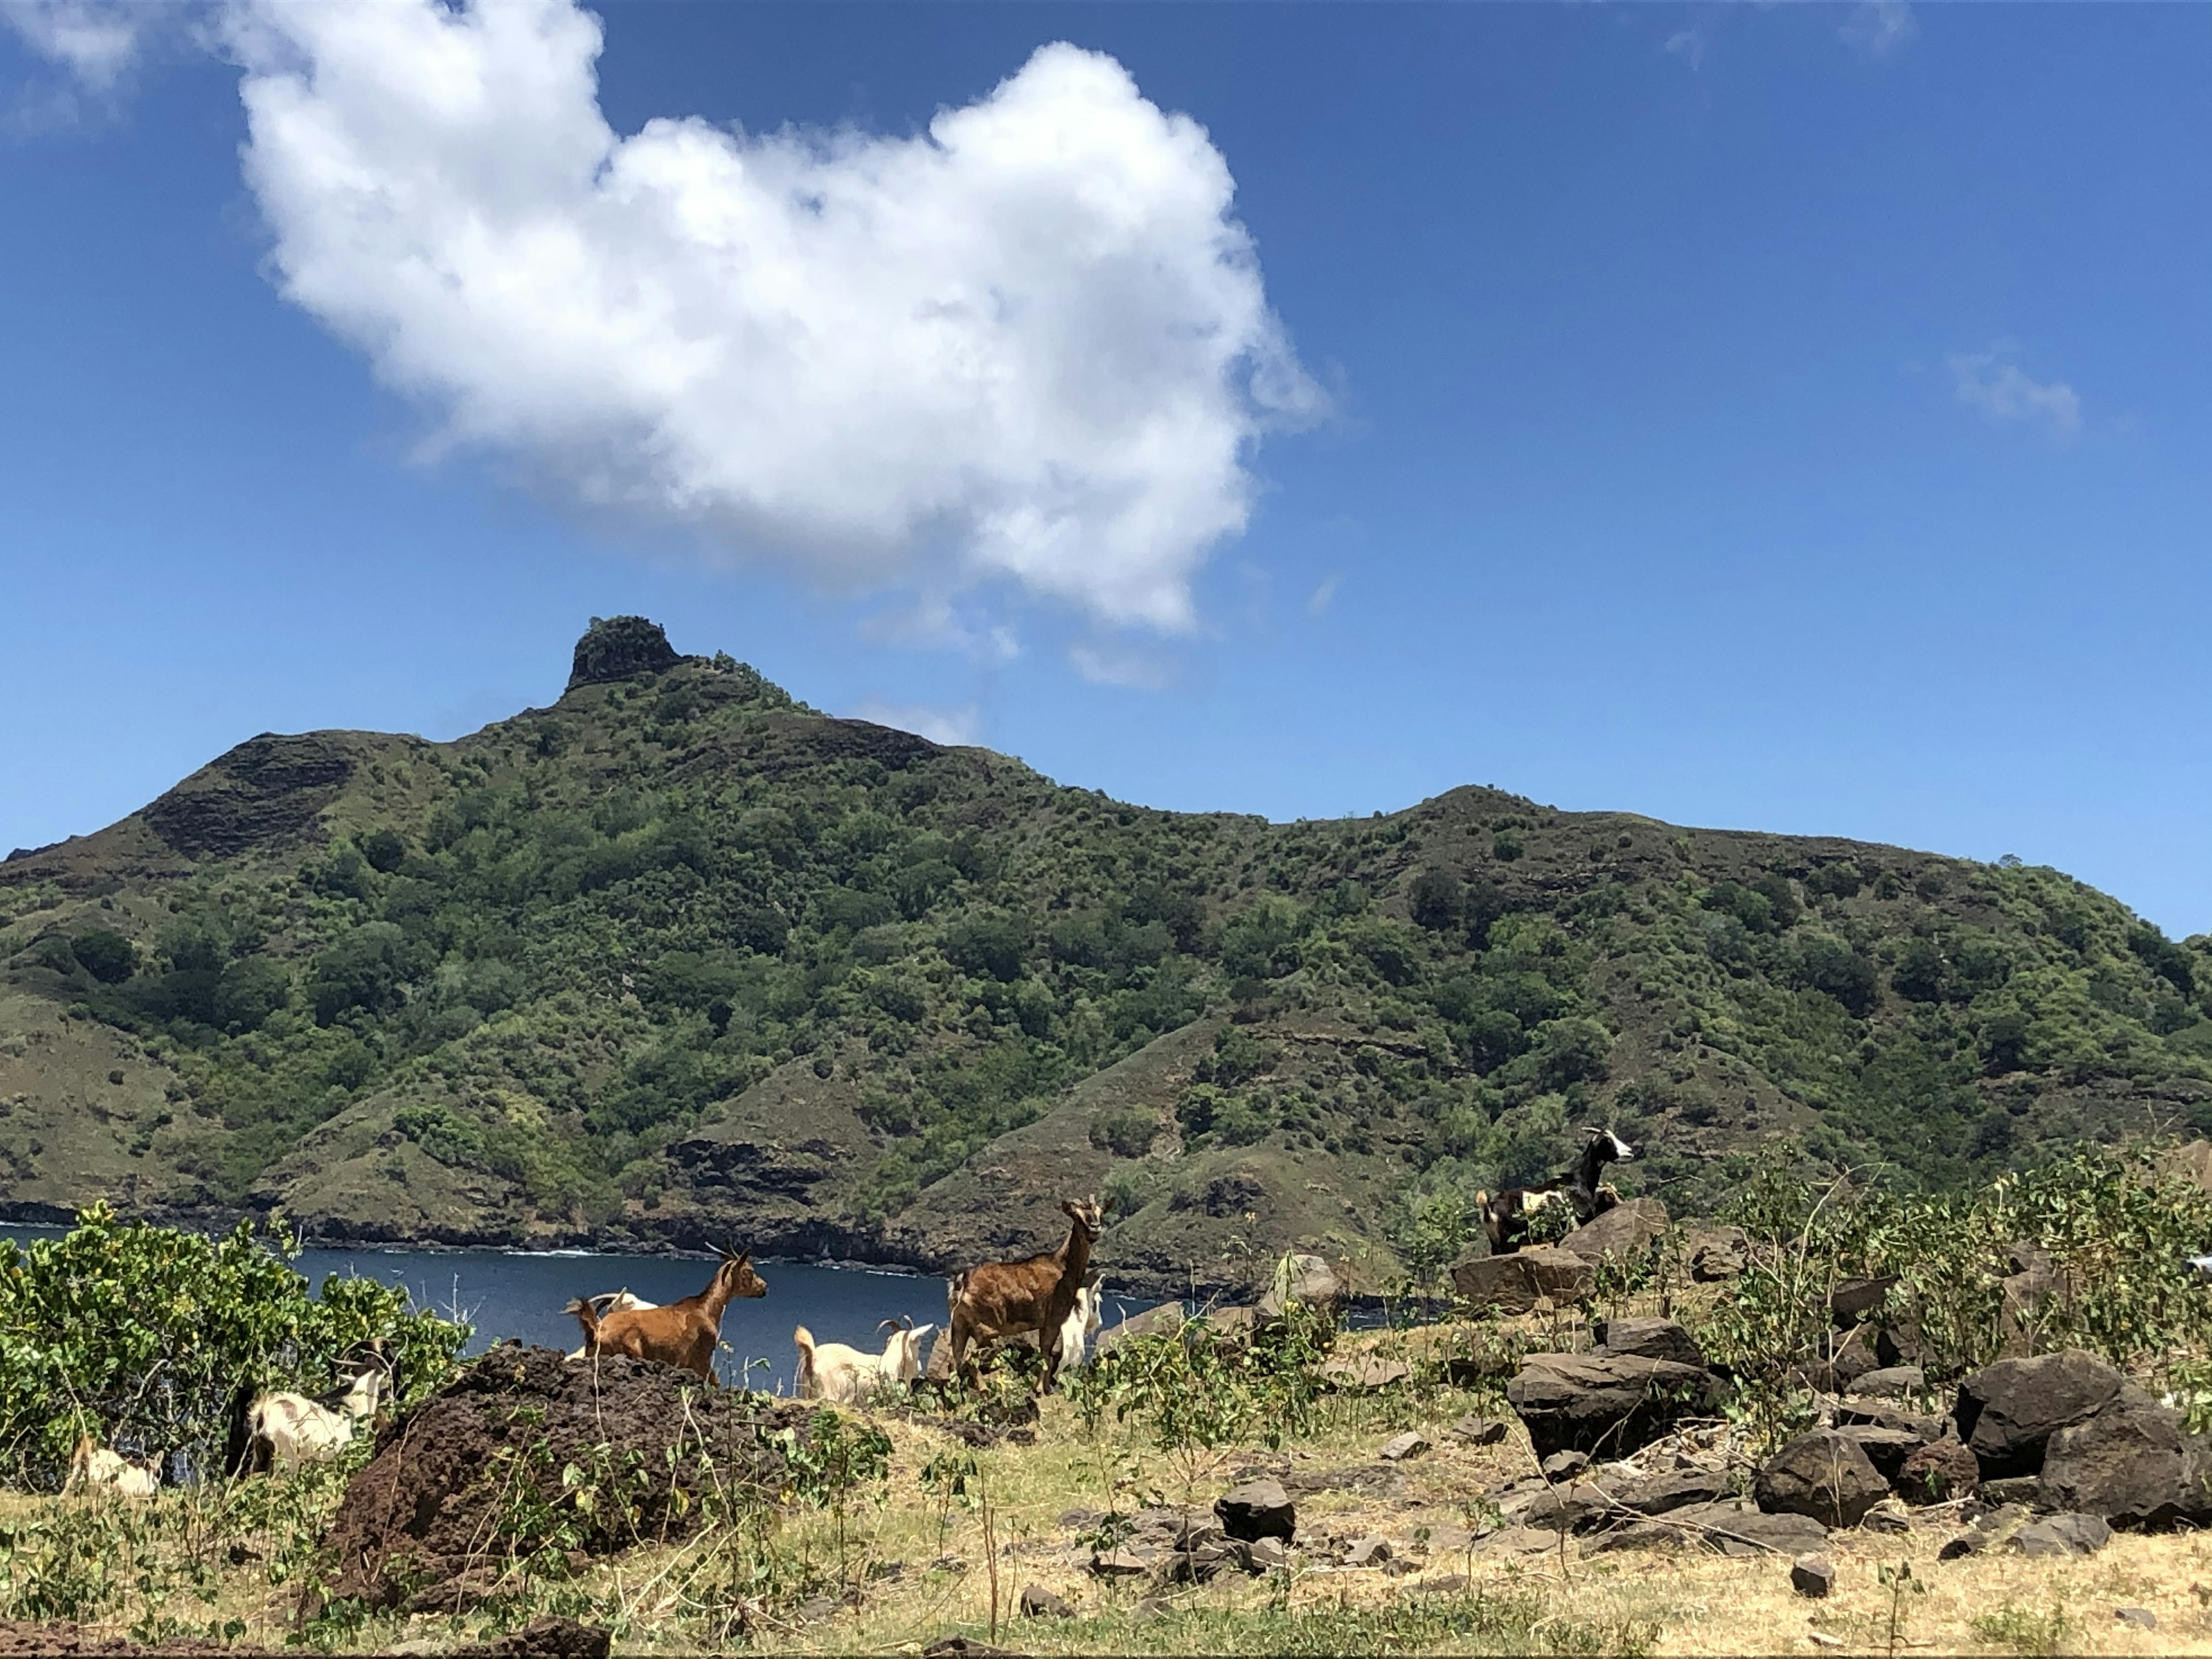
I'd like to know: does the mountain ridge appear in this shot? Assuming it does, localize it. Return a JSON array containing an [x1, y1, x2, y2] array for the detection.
[[3, 618, 2207, 1296]]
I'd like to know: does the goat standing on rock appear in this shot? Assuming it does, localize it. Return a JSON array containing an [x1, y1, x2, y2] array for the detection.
[[1475, 1128, 1634, 1255], [565, 1247, 766, 1381], [948, 1197, 1104, 1389]]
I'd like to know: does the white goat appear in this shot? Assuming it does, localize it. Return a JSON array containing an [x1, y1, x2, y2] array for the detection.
[[1055, 1282, 1105, 1373], [244, 1366, 383, 1474], [566, 1290, 657, 1360], [794, 1319, 939, 1404], [66, 1435, 158, 1498]]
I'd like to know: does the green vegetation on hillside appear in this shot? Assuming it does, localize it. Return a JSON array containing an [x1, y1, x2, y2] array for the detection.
[[2, 618, 2207, 1280]]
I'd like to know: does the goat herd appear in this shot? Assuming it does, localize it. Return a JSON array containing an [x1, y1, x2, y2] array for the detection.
[[60, 1197, 1109, 1500], [59, 1135, 1630, 1501], [563, 1196, 1110, 1399]]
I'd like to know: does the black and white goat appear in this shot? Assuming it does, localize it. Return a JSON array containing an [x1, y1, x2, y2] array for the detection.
[[1474, 1128, 1635, 1255]]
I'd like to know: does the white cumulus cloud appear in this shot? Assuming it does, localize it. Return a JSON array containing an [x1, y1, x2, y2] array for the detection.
[[1948, 343, 2082, 436], [2, 0, 143, 90], [222, 0, 1316, 633]]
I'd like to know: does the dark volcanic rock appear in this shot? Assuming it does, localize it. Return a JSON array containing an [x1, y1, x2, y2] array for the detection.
[[2008, 1512, 2112, 1558], [1566, 1203, 1663, 1265], [1612, 1468, 1732, 1516], [1597, 1316, 1706, 1369], [323, 1344, 806, 1610], [1953, 1350, 2124, 1479], [1830, 1277, 1898, 1329], [1790, 1554, 1836, 1597], [452, 1617, 612, 1659], [1592, 1499, 1827, 1557], [1559, 1198, 1670, 1264], [1851, 1366, 1926, 1399], [1835, 1424, 1923, 1482], [2039, 1386, 2212, 1529], [1452, 1247, 1594, 1313], [568, 615, 681, 688], [1506, 1351, 1718, 1460], [1527, 1479, 1619, 1533], [1755, 1429, 1889, 1529], [1897, 1437, 1980, 1506], [1214, 1478, 1296, 1543], [143, 733, 356, 858], [1685, 1225, 1748, 1282]]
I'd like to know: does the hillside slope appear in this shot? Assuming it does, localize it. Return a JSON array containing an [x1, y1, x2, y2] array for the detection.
[[4, 618, 2207, 1294]]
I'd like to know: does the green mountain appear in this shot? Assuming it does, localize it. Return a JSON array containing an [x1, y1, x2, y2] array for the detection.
[[3, 618, 2207, 1295]]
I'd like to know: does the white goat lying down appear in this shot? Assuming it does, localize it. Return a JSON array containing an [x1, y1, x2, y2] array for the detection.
[[566, 1290, 657, 1361], [794, 1317, 938, 1404], [243, 1363, 384, 1474], [1055, 1281, 1105, 1373], [66, 1435, 159, 1498]]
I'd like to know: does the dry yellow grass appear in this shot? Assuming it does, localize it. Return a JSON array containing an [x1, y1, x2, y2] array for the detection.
[[9, 1329, 2212, 1657]]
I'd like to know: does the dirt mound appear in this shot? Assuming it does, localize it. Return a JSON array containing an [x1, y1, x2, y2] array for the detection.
[[324, 1343, 809, 1611]]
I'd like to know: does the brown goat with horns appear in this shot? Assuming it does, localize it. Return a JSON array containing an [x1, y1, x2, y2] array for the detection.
[[946, 1196, 1104, 1389], [565, 1247, 767, 1380]]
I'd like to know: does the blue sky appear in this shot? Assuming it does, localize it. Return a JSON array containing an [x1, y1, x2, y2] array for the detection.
[[2, 2, 2207, 938]]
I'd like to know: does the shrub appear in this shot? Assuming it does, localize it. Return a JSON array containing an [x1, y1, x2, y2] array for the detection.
[[1408, 868, 1464, 930], [1089, 1109, 1157, 1159], [357, 828, 407, 874], [392, 1101, 486, 1165], [1790, 934, 1880, 1016], [944, 911, 1032, 982], [0, 1208, 467, 1490], [68, 930, 137, 985], [1695, 1146, 2212, 1448]]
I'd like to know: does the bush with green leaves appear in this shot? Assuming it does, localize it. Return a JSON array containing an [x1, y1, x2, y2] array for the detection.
[[1691, 1143, 2212, 1446], [0, 1208, 469, 1490]]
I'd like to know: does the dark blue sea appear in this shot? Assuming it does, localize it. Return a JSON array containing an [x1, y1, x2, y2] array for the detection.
[[1, 1224, 1151, 1395]]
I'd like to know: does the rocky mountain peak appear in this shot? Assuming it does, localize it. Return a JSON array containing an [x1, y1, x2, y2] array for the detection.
[[568, 616, 681, 690]]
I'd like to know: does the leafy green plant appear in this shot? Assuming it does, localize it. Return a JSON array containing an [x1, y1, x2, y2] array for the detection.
[[778, 1408, 891, 1582], [0, 1207, 468, 1490], [1970, 1600, 2073, 1656], [1695, 1145, 2212, 1450]]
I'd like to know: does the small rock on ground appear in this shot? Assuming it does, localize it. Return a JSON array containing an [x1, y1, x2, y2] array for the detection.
[[2115, 1608, 2158, 1631], [1380, 1431, 1429, 1463], [1451, 1414, 1510, 1445], [2009, 1513, 2112, 1558], [1018, 1585, 1073, 1619], [1541, 1449, 1590, 1480], [1215, 1478, 1297, 1543], [1343, 1535, 1393, 1567], [1790, 1555, 1836, 1598], [1851, 1365, 1926, 1398]]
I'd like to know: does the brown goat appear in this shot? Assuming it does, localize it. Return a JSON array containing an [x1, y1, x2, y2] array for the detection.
[[947, 1197, 1103, 1389], [565, 1247, 766, 1380]]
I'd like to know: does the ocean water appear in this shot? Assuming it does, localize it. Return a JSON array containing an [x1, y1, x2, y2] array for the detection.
[[1, 1225, 1152, 1395]]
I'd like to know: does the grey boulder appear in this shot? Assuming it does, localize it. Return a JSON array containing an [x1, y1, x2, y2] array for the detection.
[[1506, 1352, 1718, 1460], [1953, 1350, 2123, 1479], [1755, 1429, 1890, 1530], [2039, 1386, 2212, 1531]]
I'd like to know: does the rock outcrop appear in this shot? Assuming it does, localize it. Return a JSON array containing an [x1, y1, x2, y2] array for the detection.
[[1953, 1349, 2123, 1479], [1505, 1351, 1719, 1459]]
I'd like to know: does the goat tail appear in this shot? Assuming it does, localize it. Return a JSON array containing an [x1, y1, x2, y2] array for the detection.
[[793, 1325, 815, 1358]]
